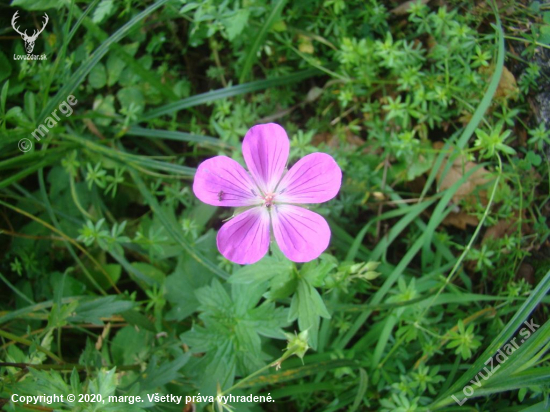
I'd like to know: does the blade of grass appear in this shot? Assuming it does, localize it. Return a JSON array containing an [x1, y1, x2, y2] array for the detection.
[[418, 155, 502, 320], [333, 292, 514, 312], [350, 368, 368, 412], [345, 198, 437, 262], [421, 162, 492, 266], [62, 131, 196, 178], [67, 0, 100, 44], [140, 68, 320, 121], [126, 127, 235, 150], [369, 198, 438, 262], [447, 368, 550, 402], [0, 147, 69, 171], [239, 0, 288, 83]]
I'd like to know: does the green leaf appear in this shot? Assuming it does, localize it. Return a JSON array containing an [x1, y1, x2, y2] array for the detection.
[[139, 354, 190, 391], [69, 296, 135, 325], [222, 8, 250, 40], [0, 51, 12, 83], [111, 325, 151, 365], [229, 253, 294, 285], [92, 0, 114, 23], [130, 262, 165, 284], [526, 150, 542, 167], [106, 54, 126, 86], [300, 254, 337, 286], [195, 340, 237, 393], [181, 279, 289, 390], [350, 368, 368, 412], [88, 367, 117, 399], [121, 308, 156, 332], [165, 269, 213, 321], [289, 279, 331, 349], [117, 86, 144, 113], [196, 279, 233, 312], [1, 80, 9, 114], [88, 63, 107, 89], [14, 369, 70, 408], [245, 300, 289, 339], [539, 25, 550, 45]]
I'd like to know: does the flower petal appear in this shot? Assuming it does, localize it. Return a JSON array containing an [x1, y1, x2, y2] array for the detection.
[[276, 153, 342, 204], [217, 207, 271, 265], [193, 156, 261, 207], [242, 123, 289, 194], [271, 205, 330, 262]]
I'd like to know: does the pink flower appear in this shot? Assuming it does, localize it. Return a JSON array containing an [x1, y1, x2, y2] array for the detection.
[[193, 123, 342, 264]]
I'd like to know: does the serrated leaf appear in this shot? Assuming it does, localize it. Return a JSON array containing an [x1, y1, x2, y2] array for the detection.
[[195, 278, 232, 312], [111, 325, 151, 365], [245, 301, 289, 339], [200, 340, 237, 392], [89, 63, 107, 89], [181, 279, 289, 389], [15, 369, 70, 408], [301, 253, 337, 286], [92, 0, 114, 23], [229, 254, 293, 285], [88, 367, 117, 399], [289, 279, 331, 349], [222, 8, 250, 41], [139, 354, 190, 391], [165, 250, 215, 321]]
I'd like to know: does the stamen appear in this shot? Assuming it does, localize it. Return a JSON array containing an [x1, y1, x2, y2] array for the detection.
[[263, 193, 275, 208]]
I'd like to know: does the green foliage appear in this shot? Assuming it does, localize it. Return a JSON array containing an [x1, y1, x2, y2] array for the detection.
[[1, 0, 550, 411]]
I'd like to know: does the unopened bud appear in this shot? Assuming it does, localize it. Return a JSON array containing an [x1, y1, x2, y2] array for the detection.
[[364, 261, 380, 272], [284, 330, 310, 360]]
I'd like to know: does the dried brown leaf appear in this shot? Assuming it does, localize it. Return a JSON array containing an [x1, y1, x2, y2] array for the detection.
[[442, 211, 480, 230], [433, 141, 492, 204]]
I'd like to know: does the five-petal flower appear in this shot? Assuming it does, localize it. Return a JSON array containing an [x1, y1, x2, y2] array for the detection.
[[193, 123, 342, 264]]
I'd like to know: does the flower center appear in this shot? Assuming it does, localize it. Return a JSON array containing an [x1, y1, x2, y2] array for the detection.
[[263, 192, 276, 208]]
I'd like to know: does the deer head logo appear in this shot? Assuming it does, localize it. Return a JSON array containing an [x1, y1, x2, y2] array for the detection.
[[11, 11, 49, 54]]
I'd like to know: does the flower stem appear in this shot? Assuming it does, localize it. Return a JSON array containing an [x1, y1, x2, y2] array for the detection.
[[0, 330, 63, 364], [221, 344, 301, 395]]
